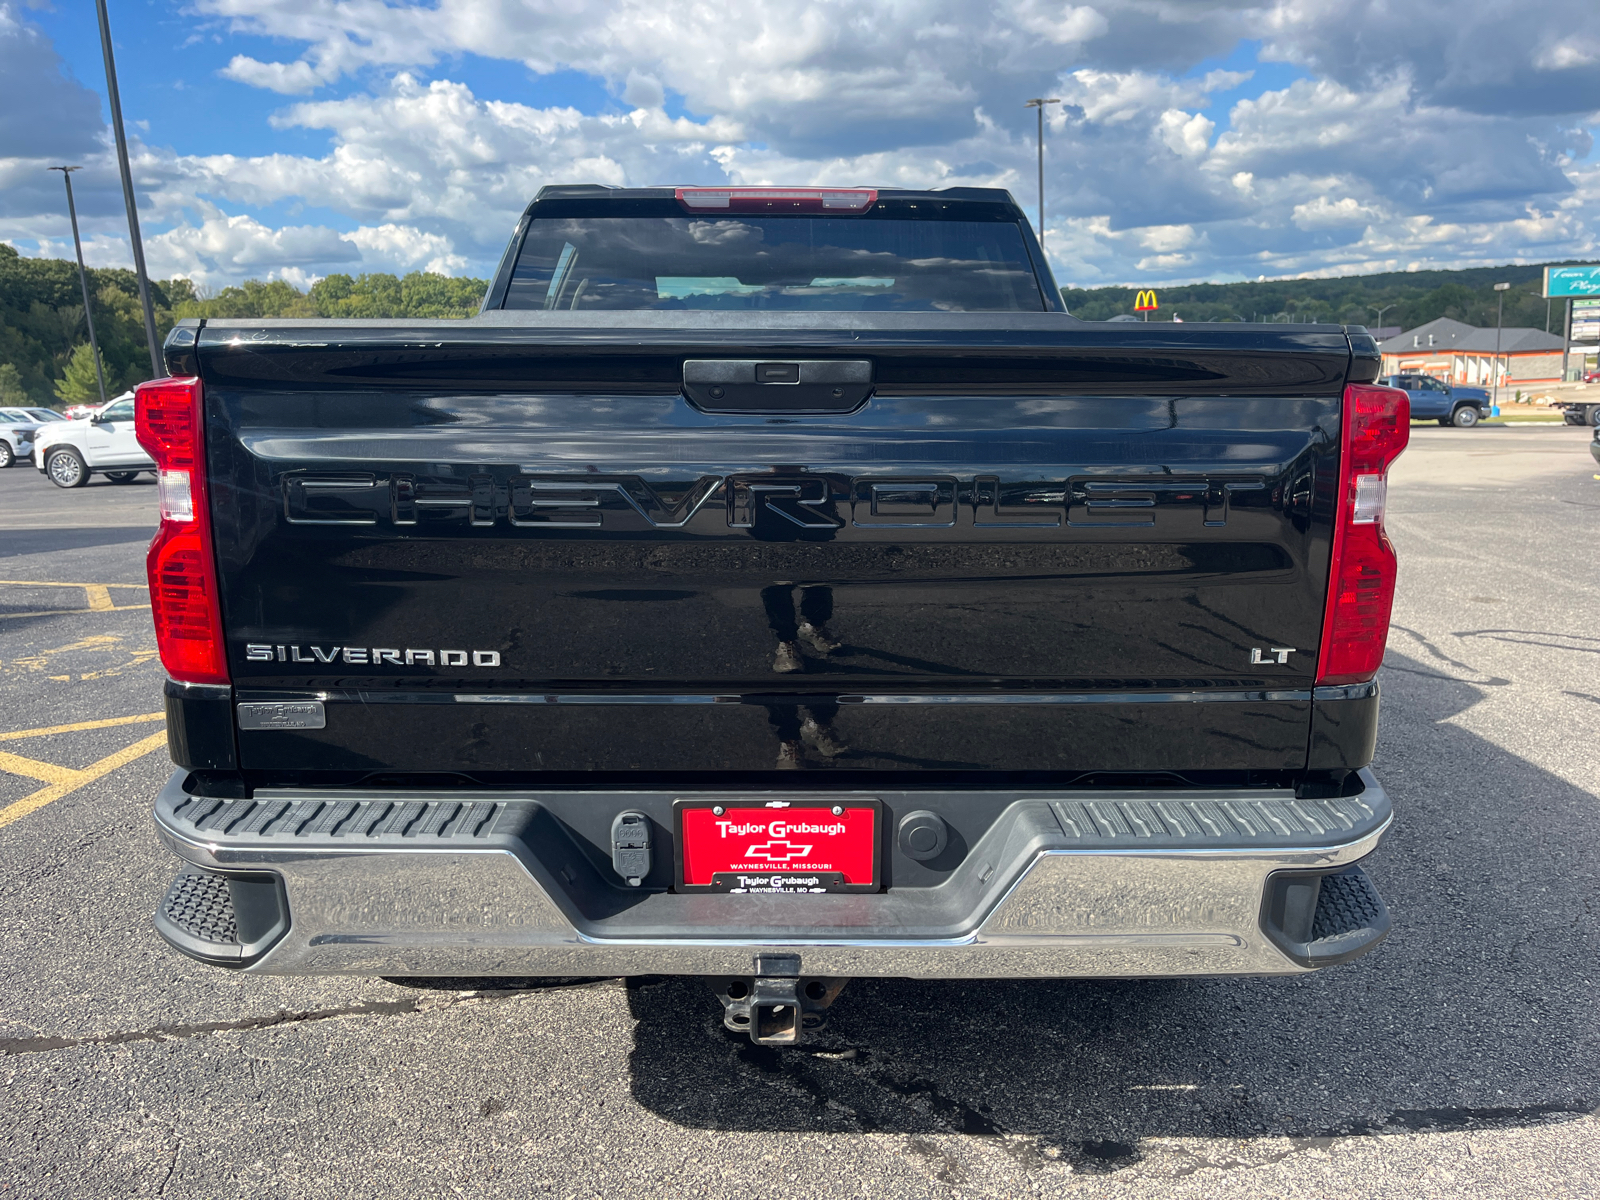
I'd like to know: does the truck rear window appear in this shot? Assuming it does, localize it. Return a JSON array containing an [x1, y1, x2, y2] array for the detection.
[[504, 216, 1045, 312]]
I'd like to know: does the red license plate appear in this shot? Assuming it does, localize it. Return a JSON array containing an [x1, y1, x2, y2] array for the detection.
[[676, 800, 881, 893]]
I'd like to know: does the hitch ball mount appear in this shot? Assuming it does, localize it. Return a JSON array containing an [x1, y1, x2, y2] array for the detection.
[[716, 954, 847, 1045]]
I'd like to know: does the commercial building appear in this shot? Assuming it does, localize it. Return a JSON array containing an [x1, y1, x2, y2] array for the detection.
[[1377, 318, 1569, 386]]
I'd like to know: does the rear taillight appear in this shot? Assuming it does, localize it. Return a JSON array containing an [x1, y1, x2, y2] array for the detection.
[[1316, 382, 1410, 685], [675, 187, 877, 213], [135, 378, 229, 686]]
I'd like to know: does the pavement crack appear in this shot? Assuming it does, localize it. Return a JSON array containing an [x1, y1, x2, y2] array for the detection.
[[156, 1134, 181, 1197], [734, 1040, 1095, 1173], [0, 990, 517, 1057]]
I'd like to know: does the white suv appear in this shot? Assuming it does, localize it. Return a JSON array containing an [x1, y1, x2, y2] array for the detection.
[[0, 407, 67, 468], [34, 392, 155, 487]]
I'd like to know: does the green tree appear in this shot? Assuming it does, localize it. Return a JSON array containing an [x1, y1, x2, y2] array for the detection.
[[0, 363, 27, 405], [53, 343, 108, 404]]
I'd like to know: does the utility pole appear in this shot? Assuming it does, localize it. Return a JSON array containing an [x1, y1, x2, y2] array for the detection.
[[94, 0, 163, 379], [1492, 282, 1510, 406], [1562, 297, 1572, 381], [48, 166, 108, 407], [1023, 98, 1060, 240]]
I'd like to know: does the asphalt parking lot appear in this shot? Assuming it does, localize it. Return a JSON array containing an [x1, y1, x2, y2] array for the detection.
[[2, 424, 1598, 1199]]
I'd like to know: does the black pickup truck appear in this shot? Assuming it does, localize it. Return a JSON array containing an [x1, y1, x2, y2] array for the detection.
[[140, 185, 1407, 1044]]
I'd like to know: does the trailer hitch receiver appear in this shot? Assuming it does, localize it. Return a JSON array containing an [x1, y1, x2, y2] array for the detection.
[[716, 954, 847, 1045]]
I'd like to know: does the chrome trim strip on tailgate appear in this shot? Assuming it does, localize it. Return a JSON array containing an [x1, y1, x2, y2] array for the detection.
[[232, 689, 1315, 706]]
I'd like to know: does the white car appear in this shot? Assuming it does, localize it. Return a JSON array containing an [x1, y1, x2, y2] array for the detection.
[[33, 392, 155, 488], [0, 406, 67, 468]]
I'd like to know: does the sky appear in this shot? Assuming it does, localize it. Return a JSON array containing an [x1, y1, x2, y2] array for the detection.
[[1, 0, 1597, 291]]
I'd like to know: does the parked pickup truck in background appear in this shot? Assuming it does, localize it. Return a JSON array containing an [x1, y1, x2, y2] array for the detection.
[[1382, 373, 1492, 427], [139, 185, 1407, 1045]]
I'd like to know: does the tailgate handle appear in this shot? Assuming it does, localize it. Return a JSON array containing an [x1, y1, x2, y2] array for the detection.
[[683, 359, 872, 413]]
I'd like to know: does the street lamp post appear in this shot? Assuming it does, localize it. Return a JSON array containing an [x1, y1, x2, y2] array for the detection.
[[1369, 303, 1395, 330], [1492, 282, 1510, 407], [1023, 98, 1060, 240], [47, 166, 109, 408], [94, 0, 163, 379]]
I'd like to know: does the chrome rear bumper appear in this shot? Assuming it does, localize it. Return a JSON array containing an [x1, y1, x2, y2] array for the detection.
[[153, 770, 1392, 979]]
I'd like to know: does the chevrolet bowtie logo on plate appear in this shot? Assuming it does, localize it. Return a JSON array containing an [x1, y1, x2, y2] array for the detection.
[[741, 839, 814, 863]]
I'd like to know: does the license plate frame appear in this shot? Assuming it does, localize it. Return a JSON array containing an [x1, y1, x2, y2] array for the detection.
[[674, 798, 882, 893]]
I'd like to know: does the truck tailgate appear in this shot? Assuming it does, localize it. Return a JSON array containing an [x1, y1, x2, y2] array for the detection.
[[192, 315, 1351, 776]]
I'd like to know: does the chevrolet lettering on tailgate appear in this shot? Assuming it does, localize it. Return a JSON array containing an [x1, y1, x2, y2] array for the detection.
[[282, 471, 1269, 531]]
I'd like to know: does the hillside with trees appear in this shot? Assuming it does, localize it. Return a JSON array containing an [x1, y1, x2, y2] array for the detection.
[[0, 244, 488, 406], [169, 272, 488, 321], [0, 243, 196, 406], [1062, 261, 1592, 331], [4, 243, 1593, 406]]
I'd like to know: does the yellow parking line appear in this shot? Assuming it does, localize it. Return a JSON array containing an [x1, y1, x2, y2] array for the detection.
[[0, 730, 170, 830], [0, 713, 165, 742], [0, 606, 152, 619], [0, 579, 152, 619], [0, 580, 149, 588], [0, 750, 80, 784]]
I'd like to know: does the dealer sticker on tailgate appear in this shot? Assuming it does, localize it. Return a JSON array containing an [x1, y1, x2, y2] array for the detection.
[[676, 800, 881, 893]]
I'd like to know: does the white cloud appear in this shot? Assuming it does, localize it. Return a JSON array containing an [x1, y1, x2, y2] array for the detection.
[[130, 209, 475, 288], [1138, 224, 1196, 252], [4, 0, 1598, 289], [1291, 195, 1381, 230], [1012, 2, 1110, 46], [1157, 109, 1214, 158], [219, 55, 332, 95]]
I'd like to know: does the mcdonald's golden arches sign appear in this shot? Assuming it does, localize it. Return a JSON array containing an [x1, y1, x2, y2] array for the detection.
[[1134, 290, 1159, 311]]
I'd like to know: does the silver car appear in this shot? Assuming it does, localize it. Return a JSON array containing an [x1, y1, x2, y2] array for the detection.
[[0, 406, 68, 469]]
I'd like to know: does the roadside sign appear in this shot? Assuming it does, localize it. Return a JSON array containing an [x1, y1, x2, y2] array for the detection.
[[1572, 298, 1600, 342], [1543, 265, 1600, 298], [1134, 289, 1158, 311]]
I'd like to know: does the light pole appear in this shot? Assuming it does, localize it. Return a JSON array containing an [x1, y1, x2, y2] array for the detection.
[[48, 166, 109, 407], [1023, 98, 1060, 240], [94, 0, 162, 379], [1369, 303, 1395, 330], [1492, 282, 1510, 406]]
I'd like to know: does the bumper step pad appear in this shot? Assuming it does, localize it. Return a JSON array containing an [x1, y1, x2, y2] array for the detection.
[[152, 867, 290, 968], [160, 870, 238, 946], [1314, 866, 1388, 940], [1262, 864, 1391, 968]]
